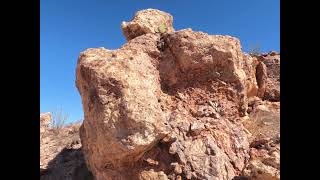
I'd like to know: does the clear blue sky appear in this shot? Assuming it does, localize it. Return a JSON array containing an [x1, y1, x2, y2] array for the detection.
[[40, 0, 279, 123]]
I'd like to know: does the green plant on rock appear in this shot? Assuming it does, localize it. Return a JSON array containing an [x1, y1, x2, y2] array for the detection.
[[157, 23, 168, 33]]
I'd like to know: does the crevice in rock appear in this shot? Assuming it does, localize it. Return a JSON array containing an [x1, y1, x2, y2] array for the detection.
[[40, 148, 94, 180]]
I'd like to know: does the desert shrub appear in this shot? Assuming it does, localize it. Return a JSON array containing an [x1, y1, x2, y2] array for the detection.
[[73, 119, 84, 124], [248, 43, 262, 56], [50, 107, 69, 130]]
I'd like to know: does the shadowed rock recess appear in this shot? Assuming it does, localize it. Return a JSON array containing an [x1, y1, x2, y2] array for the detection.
[[75, 9, 280, 180], [40, 113, 94, 180]]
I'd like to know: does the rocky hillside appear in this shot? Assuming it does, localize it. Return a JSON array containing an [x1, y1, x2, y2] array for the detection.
[[40, 112, 93, 180], [41, 9, 280, 180]]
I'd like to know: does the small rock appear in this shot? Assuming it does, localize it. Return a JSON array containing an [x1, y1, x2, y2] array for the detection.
[[270, 51, 278, 56], [196, 105, 220, 118], [190, 121, 206, 135], [169, 142, 179, 154], [145, 158, 159, 166], [171, 162, 182, 174], [186, 171, 192, 179]]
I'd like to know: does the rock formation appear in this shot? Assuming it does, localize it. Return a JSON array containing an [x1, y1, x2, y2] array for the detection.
[[40, 112, 52, 134], [122, 9, 175, 41], [74, 9, 280, 180], [40, 113, 93, 180]]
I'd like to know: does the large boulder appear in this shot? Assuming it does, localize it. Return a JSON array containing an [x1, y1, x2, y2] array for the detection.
[[76, 9, 279, 180], [76, 45, 169, 179], [122, 9, 174, 41]]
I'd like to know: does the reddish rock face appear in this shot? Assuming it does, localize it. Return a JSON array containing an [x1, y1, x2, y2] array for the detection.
[[242, 98, 280, 180], [255, 53, 280, 102], [75, 9, 280, 180]]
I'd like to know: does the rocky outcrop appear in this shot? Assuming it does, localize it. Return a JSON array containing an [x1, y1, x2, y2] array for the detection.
[[245, 98, 280, 141], [40, 112, 51, 134], [254, 53, 280, 101], [241, 98, 280, 180], [243, 54, 259, 98], [40, 114, 93, 180], [76, 43, 169, 179], [40, 112, 52, 123], [75, 9, 280, 180], [242, 137, 280, 180], [122, 9, 174, 41]]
